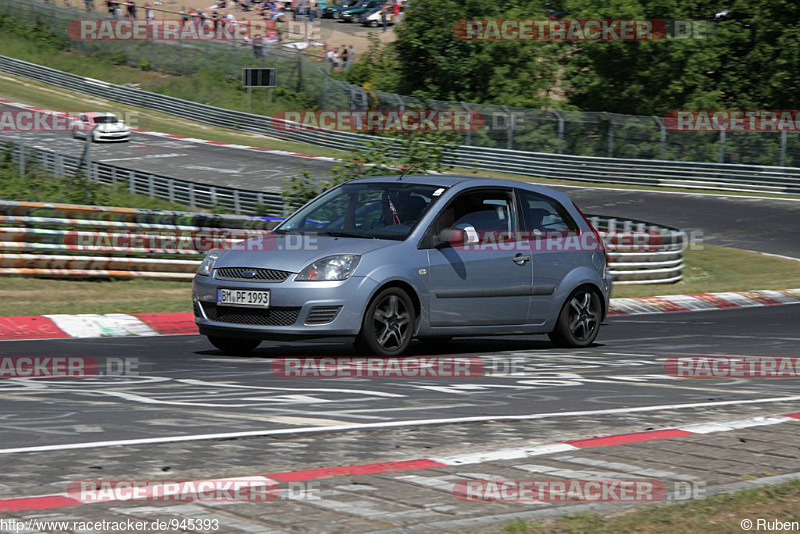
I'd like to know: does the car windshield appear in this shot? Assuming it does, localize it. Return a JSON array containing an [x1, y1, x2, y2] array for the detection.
[[277, 182, 445, 240], [93, 116, 119, 124]]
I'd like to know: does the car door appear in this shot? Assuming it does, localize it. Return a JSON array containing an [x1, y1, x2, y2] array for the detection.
[[517, 189, 582, 323], [425, 188, 533, 326]]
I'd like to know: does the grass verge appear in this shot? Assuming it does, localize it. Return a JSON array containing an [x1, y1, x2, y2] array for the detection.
[[0, 277, 191, 316], [501, 479, 800, 533], [0, 245, 796, 316], [611, 245, 800, 298]]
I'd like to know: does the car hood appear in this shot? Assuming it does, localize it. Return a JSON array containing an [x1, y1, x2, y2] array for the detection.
[[215, 234, 400, 273], [98, 123, 128, 132]]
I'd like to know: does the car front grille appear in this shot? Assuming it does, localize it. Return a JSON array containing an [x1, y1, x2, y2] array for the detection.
[[214, 267, 292, 282], [305, 306, 342, 325], [200, 302, 300, 326]]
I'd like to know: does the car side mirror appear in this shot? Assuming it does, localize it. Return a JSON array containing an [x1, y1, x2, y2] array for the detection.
[[437, 226, 479, 247]]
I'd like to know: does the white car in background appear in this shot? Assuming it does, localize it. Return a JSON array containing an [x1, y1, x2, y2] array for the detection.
[[72, 112, 131, 142]]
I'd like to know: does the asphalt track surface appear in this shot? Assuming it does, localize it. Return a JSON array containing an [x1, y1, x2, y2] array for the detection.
[[1, 305, 798, 454], [0, 129, 334, 193], [6, 128, 799, 257]]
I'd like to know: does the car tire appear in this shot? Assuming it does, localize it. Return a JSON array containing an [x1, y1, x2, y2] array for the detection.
[[548, 286, 602, 348], [207, 336, 261, 355], [356, 287, 416, 356], [369, 20, 378, 27]]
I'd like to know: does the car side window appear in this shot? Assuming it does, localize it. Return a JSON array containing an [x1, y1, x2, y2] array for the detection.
[[428, 189, 517, 244], [519, 191, 579, 233]]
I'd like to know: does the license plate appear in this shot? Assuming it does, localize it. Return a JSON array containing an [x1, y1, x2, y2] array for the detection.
[[217, 289, 270, 308]]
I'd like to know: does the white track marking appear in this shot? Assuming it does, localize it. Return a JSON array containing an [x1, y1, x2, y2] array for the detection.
[[1, 395, 799, 455], [45, 314, 156, 338]]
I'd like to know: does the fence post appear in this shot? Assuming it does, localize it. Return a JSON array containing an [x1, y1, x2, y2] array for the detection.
[[189, 185, 196, 207], [18, 132, 24, 177], [297, 52, 303, 93], [210, 186, 218, 207], [461, 101, 472, 146], [148, 174, 155, 198], [320, 72, 328, 110], [653, 115, 666, 160], [129, 170, 135, 194], [168, 180, 175, 203], [501, 106, 513, 150], [233, 190, 242, 214], [552, 110, 565, 154], [780, 130, 788, 167], [111, 166, 117, 185], [718, 130, 726, 163], [607, 115, 614, 158]]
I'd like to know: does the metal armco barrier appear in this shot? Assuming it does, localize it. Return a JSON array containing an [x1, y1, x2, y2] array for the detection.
[[0, 200, 280, 280], [3, 142, 285, 216], [1, 55, 799, 195], [0, 201, 684, 283]]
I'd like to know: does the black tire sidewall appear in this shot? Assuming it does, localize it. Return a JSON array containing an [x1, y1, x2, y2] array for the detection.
[[553, 288, 602, 348], [358, 288, 415, 356]]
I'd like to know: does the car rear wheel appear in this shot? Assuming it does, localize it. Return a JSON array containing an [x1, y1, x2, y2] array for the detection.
[[548, 287, 602, 348], [207, 336, 261, 355], [356, 287, 415, 356]]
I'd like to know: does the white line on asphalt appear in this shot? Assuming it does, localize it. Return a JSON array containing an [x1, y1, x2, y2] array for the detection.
[[548, 182, 800, 202], [1, 395, 800, 455]]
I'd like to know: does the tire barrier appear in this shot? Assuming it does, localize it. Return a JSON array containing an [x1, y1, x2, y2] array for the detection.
[[589, 215, 686, 284], [0, 201, 685, 283], [0, 201, 280, 280]]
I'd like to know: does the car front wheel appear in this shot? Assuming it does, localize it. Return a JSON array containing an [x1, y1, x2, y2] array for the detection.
[[548, 287, 602, 347], [356, 287, 415, 356], [207, 336, 261, 355]]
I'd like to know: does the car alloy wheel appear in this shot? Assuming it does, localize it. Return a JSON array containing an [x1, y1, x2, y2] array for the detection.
[[357, 287, 415, 356], [548, 287, 601, 347]]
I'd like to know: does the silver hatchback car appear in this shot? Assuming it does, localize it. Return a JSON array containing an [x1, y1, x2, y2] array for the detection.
[[193, 176, 612, 355]]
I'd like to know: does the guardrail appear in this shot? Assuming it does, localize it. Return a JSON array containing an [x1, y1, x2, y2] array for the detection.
[[4, 142, 286, 216], [0, 201, 684, 284], [1, 55, 799, 195]]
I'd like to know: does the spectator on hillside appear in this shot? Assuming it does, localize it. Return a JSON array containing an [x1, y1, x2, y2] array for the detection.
[[341, 45, 349, 67], [380, 6, 387, 31], [348, 44, 355, 63], [84, 0, 93, 10], [180, 6, 189, 26]]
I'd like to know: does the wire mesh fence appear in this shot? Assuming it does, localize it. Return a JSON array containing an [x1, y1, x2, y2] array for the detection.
[[3, 0, 800, 167]]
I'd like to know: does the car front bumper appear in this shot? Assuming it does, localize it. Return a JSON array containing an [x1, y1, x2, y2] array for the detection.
[[193, 273, 380, 339], [95, 131, 131, 141]]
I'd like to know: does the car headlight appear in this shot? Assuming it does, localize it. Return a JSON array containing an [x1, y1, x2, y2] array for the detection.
[[296, 254, 360, 281], [197, 252, 220, 276]]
